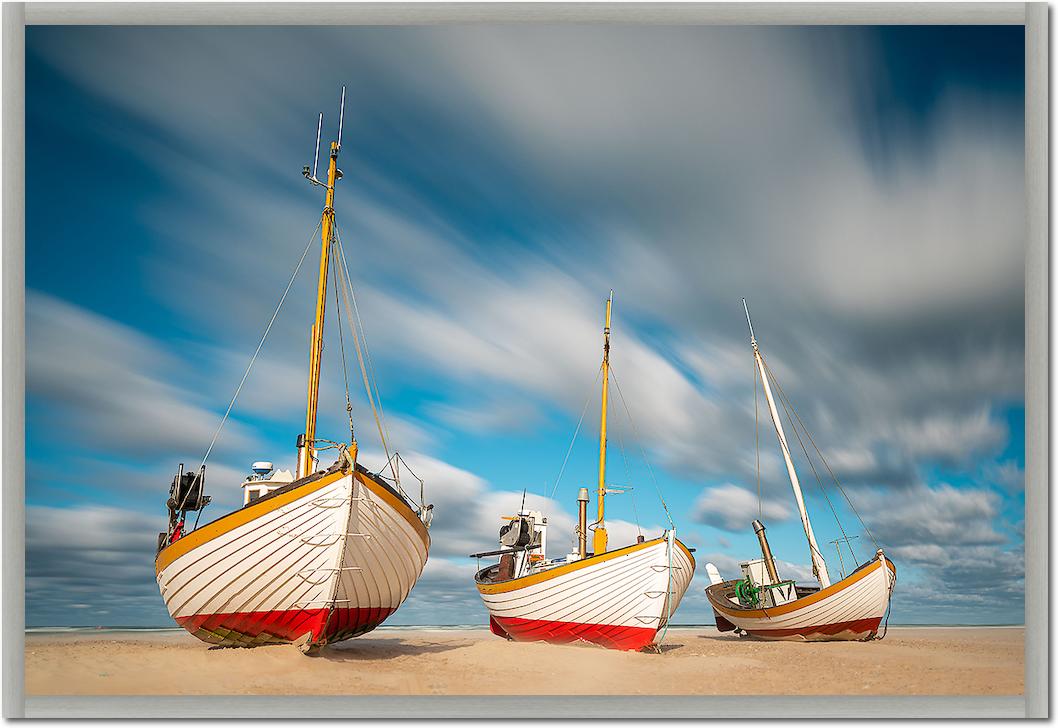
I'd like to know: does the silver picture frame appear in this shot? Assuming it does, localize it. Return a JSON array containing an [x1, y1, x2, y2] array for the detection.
[[3, 2, 1047, 718]]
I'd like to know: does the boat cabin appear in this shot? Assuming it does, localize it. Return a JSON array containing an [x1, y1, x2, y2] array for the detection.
[[241, 461, 294, 506]]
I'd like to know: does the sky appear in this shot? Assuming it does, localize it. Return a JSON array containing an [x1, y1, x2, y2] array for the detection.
[[25, 25, 1025, 627]]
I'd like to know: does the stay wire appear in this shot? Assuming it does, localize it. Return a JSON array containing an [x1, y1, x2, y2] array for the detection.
[[761, 354, 879, 552], [611, 386, 643, 538], [754, 353, 829, 568], [607, 363, 674, 529], [199, 218, 322, 470], [549, 365, 603, 500], [765, 354, 854, 563], [330, 244, 356, 443], [332, 227, 398, 484], [334, 224, 397, 473]]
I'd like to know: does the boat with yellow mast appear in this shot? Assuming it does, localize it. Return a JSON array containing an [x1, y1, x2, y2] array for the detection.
[[154, 90, 432, 653], [472, 292, 695, 651]]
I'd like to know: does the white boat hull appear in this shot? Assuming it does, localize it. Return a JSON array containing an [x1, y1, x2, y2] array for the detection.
[[156, 464, 429, 648], [705, 556, 896, 641], [475, 535, 695, 651]]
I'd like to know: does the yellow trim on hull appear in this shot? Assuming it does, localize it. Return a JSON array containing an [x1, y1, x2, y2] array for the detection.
[[709, 557, 896, 619], [156, 466, 429, 576], [155, 470, 343, 575], [355, 469, 430, 548], [476, 536, 694, 595]]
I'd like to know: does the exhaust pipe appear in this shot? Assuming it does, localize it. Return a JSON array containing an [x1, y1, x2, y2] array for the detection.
[[578, 488, 589, 558], [753, 519, 780, 584]]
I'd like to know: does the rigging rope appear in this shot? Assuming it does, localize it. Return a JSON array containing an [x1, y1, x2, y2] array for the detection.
[[611, 387, 643, 538], [549, 365, 603, 499], [760, 353, 879, 554], [607, 364, 674, 529], [334, 224, 397, 470], [333, 224, 394, 450], [331, 226, 398, 483], [330, 247, 356, 443], [757, 353, 843, 567], [613, 414, 643, 539], [198, 219, 322, 470]]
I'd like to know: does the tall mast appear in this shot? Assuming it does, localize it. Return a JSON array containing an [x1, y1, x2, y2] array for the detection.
[[296, 135, 342, 479], [592, 291, 613, 555], [742, 299, 830, 588]]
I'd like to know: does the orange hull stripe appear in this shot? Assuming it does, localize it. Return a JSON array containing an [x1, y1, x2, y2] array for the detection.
[[477, 537, 691, 595], [711, 558, 895, 619], [155, 470, 344, 575], [355, 470, 430, 548]]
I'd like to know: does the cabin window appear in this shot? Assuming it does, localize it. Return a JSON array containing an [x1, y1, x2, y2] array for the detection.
[[247, 489, 262, 503]]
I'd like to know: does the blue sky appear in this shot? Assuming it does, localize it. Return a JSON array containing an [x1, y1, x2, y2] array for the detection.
[[25, 25, 1025, 627]]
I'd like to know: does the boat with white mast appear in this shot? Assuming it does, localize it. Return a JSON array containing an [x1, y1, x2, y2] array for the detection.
[[472, 293, 695, 651], [154, 90, 432, 653], [704, 300, 895, 641]]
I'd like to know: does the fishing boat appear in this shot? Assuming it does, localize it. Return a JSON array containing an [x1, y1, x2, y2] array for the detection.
[[472, 293, 695, 652], [154, 91, 432, 653], [704, 300, 895, 642]]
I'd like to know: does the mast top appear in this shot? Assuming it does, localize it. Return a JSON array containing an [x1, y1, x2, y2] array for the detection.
[[742, 297, 758, 350]]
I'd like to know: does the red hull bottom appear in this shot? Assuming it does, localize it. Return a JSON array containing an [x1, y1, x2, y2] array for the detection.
[[490, 615, 659, 651], [742, 617, 883, 641], [176, 606, 395, 648]]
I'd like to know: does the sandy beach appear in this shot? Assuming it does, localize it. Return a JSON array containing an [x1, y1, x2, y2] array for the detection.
[[25, 626, 1022, 696]]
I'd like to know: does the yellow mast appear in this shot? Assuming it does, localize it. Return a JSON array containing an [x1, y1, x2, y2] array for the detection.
[[296, 139, 340, 479], [592, 291, 613, 555]]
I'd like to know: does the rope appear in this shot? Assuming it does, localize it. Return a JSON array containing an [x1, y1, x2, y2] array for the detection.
[[199, 219, 322, 470], [549, 365, 602, 499], [329, 246, 356, 443], [761, 354, 879, 552], [874, 551, 896, 640], [763, 354, 855, 562], [654, 529, 676, 649], [612, 388, 643, 539], [332, 228, 397, 483], [758, 353, 845, 567], [381, 451, 426, 511], [334, 222, 397, 482], [608, 364, 674, 529]]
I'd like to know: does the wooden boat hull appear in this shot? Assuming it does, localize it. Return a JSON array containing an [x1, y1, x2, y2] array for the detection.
[[705, 556, 896, 641], [155, 464, 429, 648], [475, 536, 695, 651]]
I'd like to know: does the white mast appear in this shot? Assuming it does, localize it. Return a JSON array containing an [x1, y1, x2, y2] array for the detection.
[[743, 299, 830, 588]]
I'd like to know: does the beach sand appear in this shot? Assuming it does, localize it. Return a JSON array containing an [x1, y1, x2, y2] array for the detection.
[[25, 626, 1023, 696]]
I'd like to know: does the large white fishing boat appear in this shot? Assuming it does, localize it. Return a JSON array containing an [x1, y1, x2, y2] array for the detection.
[[155, 91, 432, 652], [472, 293, 695, 651], [704, 300, 895, 641]]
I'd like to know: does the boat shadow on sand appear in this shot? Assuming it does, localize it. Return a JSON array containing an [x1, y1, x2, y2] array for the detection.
[[314, 638, 469, 661]]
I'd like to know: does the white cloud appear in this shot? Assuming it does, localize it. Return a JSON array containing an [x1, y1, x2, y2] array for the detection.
[[692, 483, 791, 532], [27, 292, 253, 458], [861, 483, 1005, 548], [891, 407, 1007, 465], [985, 459, 1025, 495]]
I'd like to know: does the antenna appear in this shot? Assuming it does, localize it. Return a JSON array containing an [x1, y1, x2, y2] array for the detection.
[[337, 85, 346, 150], [312, 112, 323, 180]]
